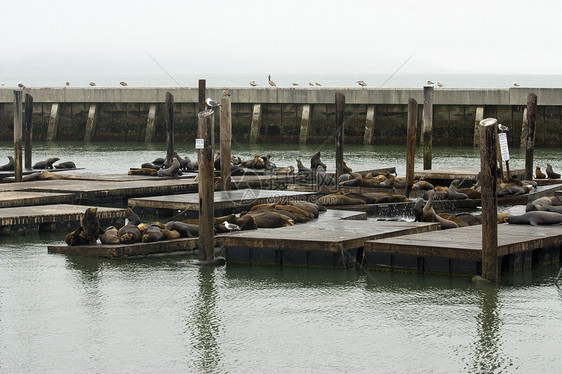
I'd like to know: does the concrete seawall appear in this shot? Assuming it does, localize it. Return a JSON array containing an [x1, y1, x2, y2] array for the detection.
[[1, 87, 561, 146]]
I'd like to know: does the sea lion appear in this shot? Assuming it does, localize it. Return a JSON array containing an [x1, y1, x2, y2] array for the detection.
[[33, 157, 60, 169], [289, 201, 320, 218], [505, 211, 562, 226], [497, 213, 511, 223], [412, 180, 434, 190], [100, 226, 120, 244], [455, 213, 482, 226], [142, 224, 166, 242], [438, 213, 468, 227], [413, 198, 425, 222], [498, 185, 525, 197], [379, 174, 395, 188], [141, 162, 162, 170], [316, 165, 336, 187], [214, 214, 238, 225], [535, 166, 546, 179], [152, 157, 166, 166], [124, 208, 142, 226], [157, 159, 182, 177], [537, 204, 562, 214], [233, 214, 258, 230], [316, 192, 366, 206], [165, 221, 200, 237], [457, 187, 481, 199], [296, 159, 311, 175], [243, 212, 294, 228], [276, 166, 294, 175], [173, 152, 190, 170], [339, 172, 362, 187], [54, 161, 76, 169], [64, 226, 93, 246], [422, 191, 437, 222], [546, 163, 561, 179], [362, 192, 409, 204], [274, 204, 313, 219], [118, 224, 142, 243], [81, 207, 101, 241], [447, 180, 468, 200], [342, 161, 353, 174], [310, 151, 327, 171], [128, 168, 158, 176], [0, 156, 14, 171], [423, 190, 448, 200]]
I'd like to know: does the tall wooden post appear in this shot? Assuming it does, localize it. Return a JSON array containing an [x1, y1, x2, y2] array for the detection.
[[13, 91, 23, 182], [335, 92, 345, 180], [24, 93, 33, 169], [220, 96, 232, 191], [422, 86, 433, 170], [165, 92, 174, 167], [198, 110, 215, 261], [405, 98, 418, 197], [198, 79, 206, 113], [524, 93, 537, 180], [479, 118, 498, 281]]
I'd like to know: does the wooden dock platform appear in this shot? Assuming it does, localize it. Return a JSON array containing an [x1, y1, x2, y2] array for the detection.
[[0, 204, 128, 235], [223, 220, 438, 268], [128, 189, 318, 216], [0, 191, 75, 208], [364, 224, 562, 275], [414, 168, 525, 182]]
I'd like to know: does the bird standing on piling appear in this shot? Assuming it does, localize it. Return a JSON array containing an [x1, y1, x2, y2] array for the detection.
[[120, 81, 128, 86], [222, 89, 230, 96], [292, 82, 299, 86], [17, 81, 25, 89], [268, 75, 276, 87], [89, 81, 96, 87], [437, 82, 444, 87], [205, 98, 221, 109], [65, 82, 70, 87], [250, 81, 257, 87], [308, 82, 314, 86], [426, 80, 434, 85], [513, 82, 520, 87], [357, 80, 367, 87], [498, 123, 509, 132], [315, 82, 321, 86]]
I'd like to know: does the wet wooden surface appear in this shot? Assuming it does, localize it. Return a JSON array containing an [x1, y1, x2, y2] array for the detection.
[[222, 220, 439, 252], [365, 223, 562, 260], [0, 204, 128, 226], [414, 168, 525, 181], [0, 191, 75, 207]]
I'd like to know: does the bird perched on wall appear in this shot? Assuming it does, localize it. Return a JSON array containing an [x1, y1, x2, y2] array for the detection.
[[357, 80, 367, 87], [308, 82, 314, 86], [250, 81, 257, 87], [498, 123, 509, 132], [120, 81, 128, 86], [426, 80, 434, 85], [205, 98, 220, 109], [222, 89, 230, 96], [315, 82, 321, 86], [268, 75, 276, 87], [1, 82, 4, 86], [17, 81, 25, 88], [513, 82, 520, 87], [223, 221, 241, 233], [292, 82, 299, 86], [437, 82, 444, 87], [65, 82, 70, 87], [89, 81, 96, 86]]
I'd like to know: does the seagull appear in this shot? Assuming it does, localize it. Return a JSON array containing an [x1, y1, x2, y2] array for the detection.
[[315, 82, 321, 86], [250, 81, 257, 87], [222, 89, 230, 96], [426, 80, 434, 85], [513, 82, 520, 87], [1, 82, 4, 86], [205, 98, 221, 109], [357, 80, 367, 87], [223, 221, 241, 233], [437, 82, 444, 87], [17, 81, 25, 88], [268, 75, 276, 87], [65, 81, 70, 87], [292, 82, 299, 86], [308, 82, 314, 86], [89, 81, 96, 87], [120, 81, 128, 86], [498, 123, 509, 132]]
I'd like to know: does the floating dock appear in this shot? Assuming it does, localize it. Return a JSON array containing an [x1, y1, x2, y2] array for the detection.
[[223, 220, 438, 268], [364, 224, 562, 275], [414, 168, 525, 182], [0, 204, 128, 235], [0, 191, 75, 208]]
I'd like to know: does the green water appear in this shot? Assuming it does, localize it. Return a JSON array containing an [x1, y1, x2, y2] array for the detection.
[[1, 142, 562, 373]]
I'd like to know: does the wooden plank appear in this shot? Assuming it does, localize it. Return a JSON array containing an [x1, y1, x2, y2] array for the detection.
[[222, 220, 438, 252], [0, 191, 75, 207], [0, 204, 128, 226], [414, 168, 525, 181]]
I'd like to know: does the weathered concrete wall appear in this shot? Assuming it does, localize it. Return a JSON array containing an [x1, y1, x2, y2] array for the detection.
[[0, 87, 561, 146]]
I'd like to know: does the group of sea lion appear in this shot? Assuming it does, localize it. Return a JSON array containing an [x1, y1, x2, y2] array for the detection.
[[129, 153, 198, 177], [316, 191, 408, 206], [535, 164, 560, 179], [0, 156, 75, 171]]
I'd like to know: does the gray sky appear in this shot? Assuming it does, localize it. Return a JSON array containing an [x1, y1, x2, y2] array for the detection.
[[1, 0, 561, 75]]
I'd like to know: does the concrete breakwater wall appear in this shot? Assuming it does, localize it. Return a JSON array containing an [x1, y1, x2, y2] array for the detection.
[[0, 87, 561, 146]]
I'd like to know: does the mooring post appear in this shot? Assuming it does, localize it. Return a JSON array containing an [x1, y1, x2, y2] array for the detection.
[[198, 79, 206, 113], [249, 104, 261, 144], [473, 107, 484, 147], [363, 105, 375, 145], [84, 104, 97, 142], [13, 91, 23, 182], [197, 110, 215, 261], [524, 93, 537, 180], [299, 104, 311, 145], [335, 92, 345, 180], [24, 93, 33, 169], [220, 96, 232, 191], [422, 86, 433, 170], [145, 104, 157, 143], [479, 118, 498, 281], [405, 98, 418, 197], [46, 103, 59, 141], [165, 92, 174, 167], [519, 107, 528, 148]]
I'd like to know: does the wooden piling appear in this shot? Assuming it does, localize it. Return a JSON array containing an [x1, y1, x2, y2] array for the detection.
[[13, 91, 23, 182], [519, 107, 528, 148], [479, 118, 498, 281], [46, 103, 59, 141], [198, 79, 206, 113], [335, 92, 345, 179], [299, 104, 311, 145], [249, 104, 261, 144], [84, 104, 97, 142], [524, 93, 537, 180], [363, 105, 375, 145], [422, 86, 433, 170], [165, 92, 174, 167], [473, 107, 484, 147], [220, 96, 232, 191], [24, 94, 33, 169], [197, 110, 215, 261], [145, 104, 157, 143], [405, 98, 418, 197]]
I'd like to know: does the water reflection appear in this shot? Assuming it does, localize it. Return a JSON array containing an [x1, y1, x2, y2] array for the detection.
[[187, 267, 224, 373]]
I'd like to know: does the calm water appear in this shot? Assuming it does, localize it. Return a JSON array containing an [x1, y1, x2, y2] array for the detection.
[[1, 143, 562, 373]]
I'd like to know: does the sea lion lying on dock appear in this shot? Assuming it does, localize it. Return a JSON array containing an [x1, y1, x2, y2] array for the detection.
[[165, 221, 200, 237], [242, 211, 294, 228], [157, 159, 182, 177], [100, 226, 120, 244], [118, 224, 142, 243], [0, 156, 14, 171], [128, 168, 158, 176], [316, 192, 366, 206], [412, 180, 434, 190], [54, 161, 76, 169], [33, 157, 60, 169], [316, 166, 336, 187], [505, 211, 562, 226]]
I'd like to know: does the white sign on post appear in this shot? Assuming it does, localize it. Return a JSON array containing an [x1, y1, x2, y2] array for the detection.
[[195, 139, 204, 149], [498, 132, 510, 161]]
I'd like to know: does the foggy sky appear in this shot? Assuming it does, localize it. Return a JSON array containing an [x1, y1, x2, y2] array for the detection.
[[1, 0, 561, 75]]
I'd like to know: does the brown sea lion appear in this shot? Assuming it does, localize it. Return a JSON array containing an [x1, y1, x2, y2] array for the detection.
[[276, 166, 294, 175], [546, 163, 561, 179], [413, 198, 425, 222], [54, 161, 76, 169], [316, 192, 366, 206], [447, 180, 468, 200], [364, 192, 409, 203], [434, 214, 459, 229], [289, 201, 320, 218], [506, 211, 562, 225], [316, 165, 336, 187], [157, 159, 182, 177], [343, 161, 353, 174], [438, 213, 469, 227], [141, 162, 161, 169], [535, 166, 546, 179], [0, 156, 14, 171], [296, 159, 311, 175], [455, 213, 482, 226], [243, 212, 294, 228], [81, 207, 101, 241], [124, 208, 142, 226], [64, 227, 92, 246], [393, 177, 406, 189], [118, 224, 142, 244], [165, 221, 200, 237], [310, 151, 327, 171], [412, 180, 434, 190], [142, 224, 166, 242], [457, 188, 481, 199], [128, 168, 158, 176], [497, 213, 511, 223], [100, 226, 120, 244], [339, 172, 362, 187], [33, 157, 60, 169], [422, 191, 437, 222], [233, 214, 258, 230]]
